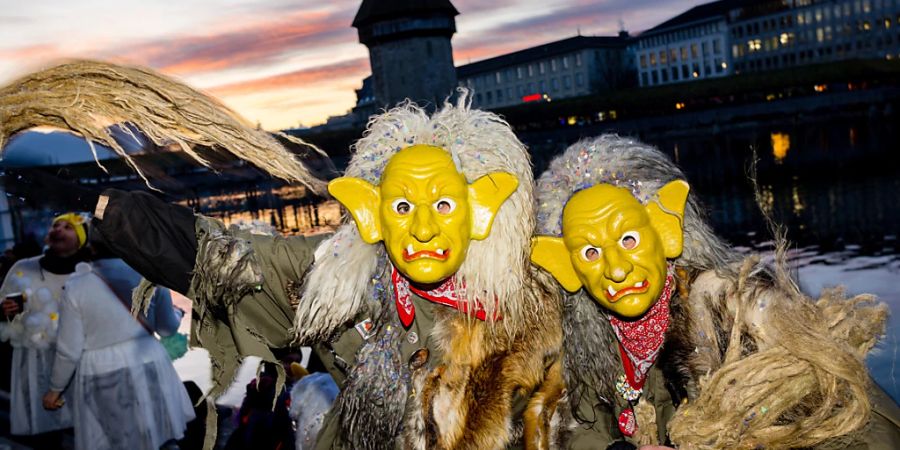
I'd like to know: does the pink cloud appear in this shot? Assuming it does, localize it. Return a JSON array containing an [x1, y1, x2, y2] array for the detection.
[[0, 43, 63, 62], [108, 9, 357, 75], [208, 58, 368, 96]]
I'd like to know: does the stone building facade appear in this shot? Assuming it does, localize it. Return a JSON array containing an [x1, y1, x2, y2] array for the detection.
[[353, 0, 459, 110], [457, 35, 633, 109]]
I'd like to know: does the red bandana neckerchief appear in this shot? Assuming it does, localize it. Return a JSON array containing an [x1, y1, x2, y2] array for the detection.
[[608, 269, 674, 391], [391, 267, 498, 328]]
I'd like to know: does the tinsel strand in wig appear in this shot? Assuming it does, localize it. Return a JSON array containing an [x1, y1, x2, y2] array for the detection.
[[0, 60, 326, 193], [295, 89, 540, 341], [535, 134, 733, 272]]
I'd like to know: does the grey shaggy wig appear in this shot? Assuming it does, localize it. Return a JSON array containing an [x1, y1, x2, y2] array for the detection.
[[535, 133, 732, 271], [537, 134, 888, 449], [294, 90, 536, 341], [534, 134, 737, 423]]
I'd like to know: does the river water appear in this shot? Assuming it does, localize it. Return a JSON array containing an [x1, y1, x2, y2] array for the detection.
[[641, 115, 900, 401]]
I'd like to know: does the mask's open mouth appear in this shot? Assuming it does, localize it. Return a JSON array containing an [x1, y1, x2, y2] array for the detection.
[[403, 245, 450, 262], [604, 280, 649, 302]]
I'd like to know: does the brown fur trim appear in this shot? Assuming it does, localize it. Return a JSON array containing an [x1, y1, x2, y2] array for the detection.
[[405, 268, 564, 450], [524, 358, 566, 449]]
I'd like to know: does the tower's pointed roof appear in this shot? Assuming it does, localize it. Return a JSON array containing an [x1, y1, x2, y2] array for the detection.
[[352, 0, 459, 28]]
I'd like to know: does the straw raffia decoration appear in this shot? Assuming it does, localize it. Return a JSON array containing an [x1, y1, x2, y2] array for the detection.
[[668, 257, 888, 449], [0, 59, 326, 193]]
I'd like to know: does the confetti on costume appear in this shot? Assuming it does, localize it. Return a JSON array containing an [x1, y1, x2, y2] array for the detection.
[[532, 134, 897, 449]]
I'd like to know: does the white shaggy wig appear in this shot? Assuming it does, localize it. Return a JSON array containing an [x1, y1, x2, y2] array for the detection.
[[294, 91, 535, 341], [535, 134, 731, 271]]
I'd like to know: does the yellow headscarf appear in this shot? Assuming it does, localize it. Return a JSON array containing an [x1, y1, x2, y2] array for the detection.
[[52, 213, 87, 248]]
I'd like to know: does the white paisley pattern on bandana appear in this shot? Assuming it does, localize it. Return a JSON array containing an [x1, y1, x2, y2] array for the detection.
[[391, 266, 496, 328], [608, 268, 674, 389]]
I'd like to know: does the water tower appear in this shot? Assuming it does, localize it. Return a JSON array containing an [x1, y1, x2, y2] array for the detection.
[[353, 0, 459, 109]]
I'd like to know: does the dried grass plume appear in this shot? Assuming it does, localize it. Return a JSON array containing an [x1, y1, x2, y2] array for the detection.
[[0, 60, 326, 193]]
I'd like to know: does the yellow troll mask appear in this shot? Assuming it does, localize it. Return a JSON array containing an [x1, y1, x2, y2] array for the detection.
[[532, 180, 689, 318], [329, 145, 518, 285]]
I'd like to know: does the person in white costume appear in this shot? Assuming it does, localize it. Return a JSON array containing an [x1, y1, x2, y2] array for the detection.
[[0, 213, 86, 446], [43, 260, 195, 450]]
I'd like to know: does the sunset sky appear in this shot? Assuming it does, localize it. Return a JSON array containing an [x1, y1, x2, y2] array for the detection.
[[0, 0, 708, 130]]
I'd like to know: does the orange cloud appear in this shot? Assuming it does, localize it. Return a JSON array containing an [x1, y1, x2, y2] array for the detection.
[[208, 58, 369, 97], [111, 9, 356, 76], [0, 43, 63, 62]]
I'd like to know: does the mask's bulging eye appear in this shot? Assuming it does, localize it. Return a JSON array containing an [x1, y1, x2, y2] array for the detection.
[[433, 198, 456, 214], [581, 245, 601, 262], [620, 231, 640, 250], [391, 198, 413, 215]]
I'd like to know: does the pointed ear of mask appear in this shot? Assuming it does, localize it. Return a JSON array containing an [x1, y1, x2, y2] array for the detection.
[[328, 177, 382, 244], [531, 236, 583, 292], [467, 172, 519, 240], [645, 179, 690, 259]]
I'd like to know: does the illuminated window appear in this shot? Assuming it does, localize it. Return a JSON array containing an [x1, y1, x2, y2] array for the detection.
[[681, 46, 688, 60], [551, 59, 557, 71], [539, 62, 545, 74], [650, 52, 657, 66], [528, 64, 534, 77], [563, 56, 570, 69], [691, 43, 698, 58], [575, 53, 582, 66], [640, 54, 648, 68], [660, 50, 668, 65]]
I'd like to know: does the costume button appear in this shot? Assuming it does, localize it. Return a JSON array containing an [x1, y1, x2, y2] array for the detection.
[[408, 348, 429, 369], [407, 331, 419, 344]]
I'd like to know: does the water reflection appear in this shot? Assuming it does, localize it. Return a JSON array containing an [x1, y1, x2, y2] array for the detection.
[[647, 117, 899, 251], [770, 132, 790, 163], [642, 116, 900, 400], [180, 185, 341, 236]]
